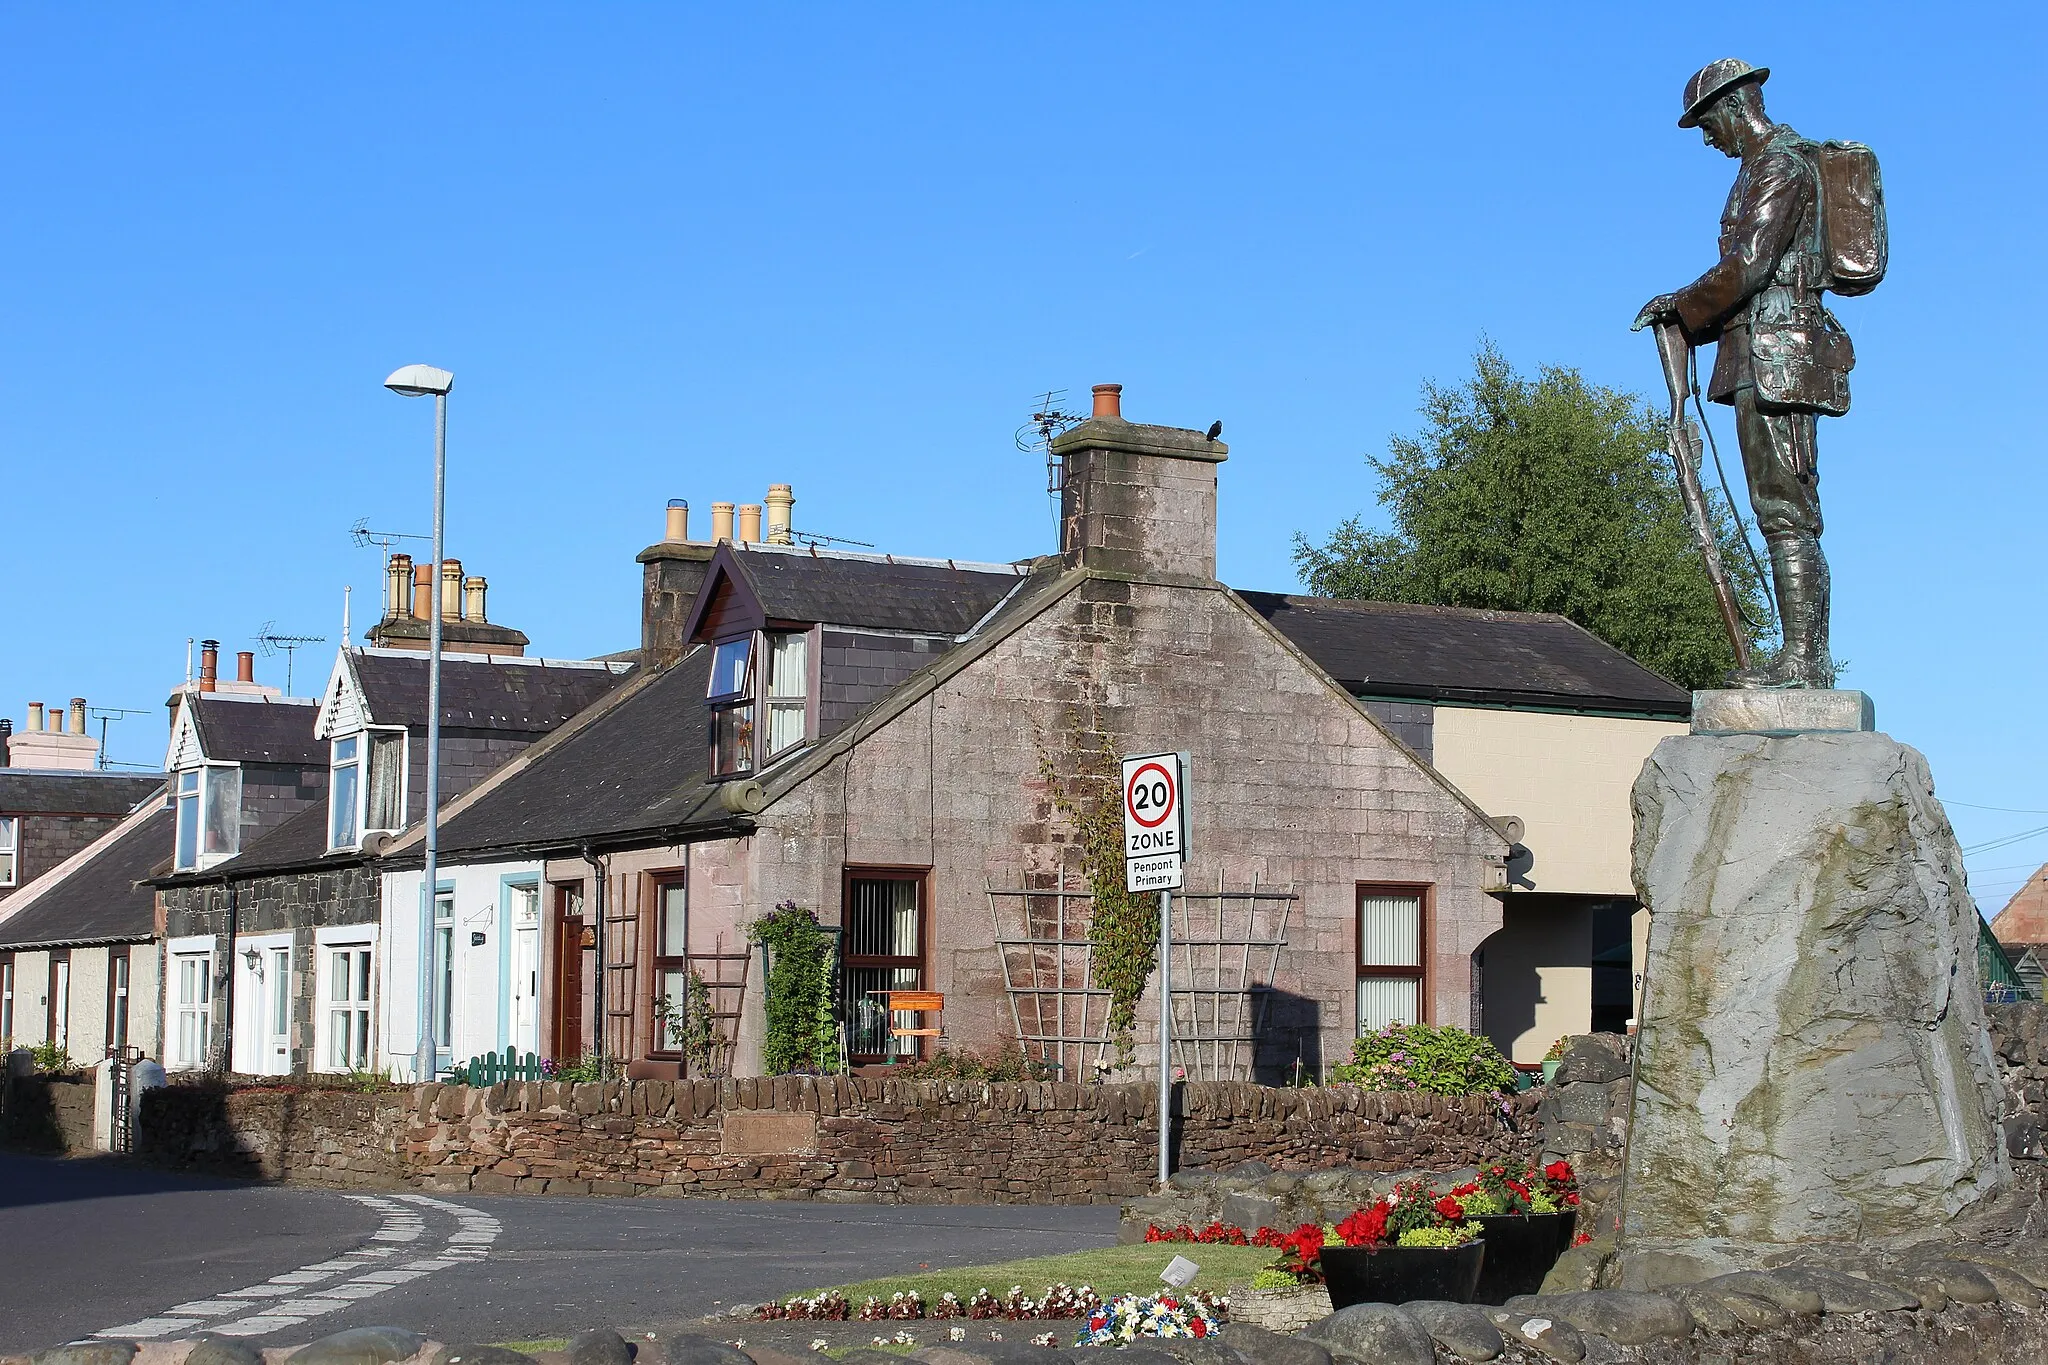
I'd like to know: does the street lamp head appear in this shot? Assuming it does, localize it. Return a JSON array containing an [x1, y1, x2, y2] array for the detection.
[[383, 364, 454, 397]]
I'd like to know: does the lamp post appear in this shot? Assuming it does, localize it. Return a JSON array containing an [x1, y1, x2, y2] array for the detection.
[[384, 363, 454, 1085]]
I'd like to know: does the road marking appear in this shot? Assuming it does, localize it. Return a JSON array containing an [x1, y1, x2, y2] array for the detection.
[[94, 1193, 499, 1341]]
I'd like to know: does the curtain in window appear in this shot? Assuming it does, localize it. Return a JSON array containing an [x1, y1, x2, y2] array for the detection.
[[203, 767, 241, 858], [1359, 893, 1421, 968], [367, 732, 405, 831], [1356, 976, 1420, 1032]]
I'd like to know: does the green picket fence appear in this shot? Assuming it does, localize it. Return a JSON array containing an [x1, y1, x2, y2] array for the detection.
[[449, 1046, 547, 1084]]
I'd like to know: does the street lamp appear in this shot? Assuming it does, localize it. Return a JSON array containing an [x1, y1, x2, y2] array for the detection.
[[384, 363, 454, 1085]]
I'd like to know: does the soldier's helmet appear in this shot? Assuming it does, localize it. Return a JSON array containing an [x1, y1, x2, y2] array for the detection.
[[1678, 58, 1770, 128]]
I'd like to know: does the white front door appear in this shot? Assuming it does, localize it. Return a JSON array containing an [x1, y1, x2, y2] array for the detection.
[[265, 947, 292, 1073], [510, 884, 540, 1055]]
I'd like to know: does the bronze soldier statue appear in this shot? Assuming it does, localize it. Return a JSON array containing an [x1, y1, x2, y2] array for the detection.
[[1636, 59, 1882, 689]]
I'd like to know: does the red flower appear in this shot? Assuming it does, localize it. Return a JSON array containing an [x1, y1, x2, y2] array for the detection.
[[1434, 1196, 1465, 1220], [1571, 1231, 1593, 1247], [1191, 1319, 1208, 1338], [1506, 1179, 1532, 1202], [1160, 1297, 1179, 1310], [1335, 1203, 1390, 1248], [1544, 1160, 1576, 1185], [1450, 1181, 1479, 1197], [1566, 1191, 1580, 1206], [1144, 1225, 1163, 1242]]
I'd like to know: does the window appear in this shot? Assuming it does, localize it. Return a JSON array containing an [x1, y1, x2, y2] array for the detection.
[[175, 770, 200, 870], [175, 767, 241, 871], [434, 892, 454, 1052], [1, 954, 14, 1046], [366, 731, 406, 833], [843, 872, 924, 1063], [650, 876, 688, 1057], [1357, 887, 1427, 1033], [47, 952, 70, 1050], [0, 816, 16, 886], [172, 952, 213, 1069], [763, 631, 809, 758], [326, 943, 373, 1070], [107, 950, 131, 1053], [708, 637, 755, 776], [329, 736, 360, 850]]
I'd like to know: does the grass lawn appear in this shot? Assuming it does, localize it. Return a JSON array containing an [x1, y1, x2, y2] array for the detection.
[[802, 1243, 1275, 1306]]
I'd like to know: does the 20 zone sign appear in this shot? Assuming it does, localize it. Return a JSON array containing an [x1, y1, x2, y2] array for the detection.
[[1121, 752, 1186, 892]]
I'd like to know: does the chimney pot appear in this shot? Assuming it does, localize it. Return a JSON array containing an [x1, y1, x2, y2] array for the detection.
[[412, 564, 434, 620], [386, 553, 414, 619], [68, 698, 87, 735], [664, 498, 690, 543], [764, 484, 795, 545], [199, 639, 220, 693], [27, 702, 44, 731], [45, 702, 61, 731], [1091, 383, 1124, 420], [463, 575, 487, 623], [710, 502, 735, 543], [736, 504, 762, 544], [440, 559, 464, 620], [236, 652, 255, 684]]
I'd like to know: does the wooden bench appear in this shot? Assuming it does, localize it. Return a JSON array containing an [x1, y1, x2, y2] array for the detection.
[[869, 989, 945, 1039]]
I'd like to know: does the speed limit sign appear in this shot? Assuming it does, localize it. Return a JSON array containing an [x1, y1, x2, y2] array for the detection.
[[1122, 751, 1187, 892]]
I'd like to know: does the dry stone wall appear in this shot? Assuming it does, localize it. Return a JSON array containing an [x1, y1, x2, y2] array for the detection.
[[131, 1076, 1537, 1203]]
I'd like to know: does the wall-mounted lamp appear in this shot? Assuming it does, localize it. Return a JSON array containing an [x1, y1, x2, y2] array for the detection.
[[242, 945, 264, 976]]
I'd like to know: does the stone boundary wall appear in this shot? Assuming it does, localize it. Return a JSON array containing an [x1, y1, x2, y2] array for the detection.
[[0, 1072, 96, 1153], [133, 1076, 1538, 1203], [1986, 1002, 2048, 1159], [136, 1081, 405, 1186]]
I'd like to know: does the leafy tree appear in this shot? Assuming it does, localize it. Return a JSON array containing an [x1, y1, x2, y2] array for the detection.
[[1292, 342, 1769, 691]]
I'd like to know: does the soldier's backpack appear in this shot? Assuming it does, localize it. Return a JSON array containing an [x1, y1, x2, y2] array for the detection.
[[1812, 140, 1887, 296]]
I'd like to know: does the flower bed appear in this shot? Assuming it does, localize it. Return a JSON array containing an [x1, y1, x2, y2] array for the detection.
[[1077, 1293, 1222, 1345], [754, 1284, 1228, 1325]]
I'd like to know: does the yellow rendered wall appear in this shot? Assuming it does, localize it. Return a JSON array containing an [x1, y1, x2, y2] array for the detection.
[[1429, 707, 1685, 897], [1484, 900, 1594, 1064]]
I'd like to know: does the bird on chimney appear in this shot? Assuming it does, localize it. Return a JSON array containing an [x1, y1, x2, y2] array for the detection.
[[1205, 421, 1223, 441]]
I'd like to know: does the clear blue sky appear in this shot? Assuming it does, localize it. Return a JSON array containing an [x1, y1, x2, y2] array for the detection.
[[5, 6, 2043, 907]]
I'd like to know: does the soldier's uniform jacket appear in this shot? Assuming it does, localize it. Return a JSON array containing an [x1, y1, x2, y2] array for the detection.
[[1672, 124, 1854, 416]]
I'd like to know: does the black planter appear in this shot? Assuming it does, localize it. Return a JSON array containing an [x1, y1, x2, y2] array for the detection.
[[1468, 1213, 1565, 1305], [1557, 1208, 1578, 1257], [1320, 1241, 1486, 1308]]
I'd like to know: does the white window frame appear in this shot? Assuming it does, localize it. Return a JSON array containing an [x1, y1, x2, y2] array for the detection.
[[168, 935, 217, 1071], [0, 815, 17, 887], [316, 927, 376, 1074], [707, 628, 816, 777], [173, 763, 242, 872], [329, 728, 409, 852]]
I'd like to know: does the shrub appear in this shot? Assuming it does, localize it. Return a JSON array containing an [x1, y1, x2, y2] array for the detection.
[[29, 1040, 77, 1073], [748, 899, 841, 1075], [1328, 1023, 1515, 1095]]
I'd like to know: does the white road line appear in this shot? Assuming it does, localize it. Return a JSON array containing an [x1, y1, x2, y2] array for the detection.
[[94, 1193, 500, 1341]]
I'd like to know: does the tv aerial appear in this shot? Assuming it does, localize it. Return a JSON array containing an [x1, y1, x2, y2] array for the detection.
[[85, 706, 153, 770], [1015, 389, 1086, 508], [350, 518, 430, 555], [256, 621, 328, 695]]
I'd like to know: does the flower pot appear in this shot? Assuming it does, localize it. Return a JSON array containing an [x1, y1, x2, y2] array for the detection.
[[1319, 1241, 1486, 1309], [1557, 1208, 1578, 1257], [1541, 1060, 1561, 1086], [1469, 1213, 1564, 1304]]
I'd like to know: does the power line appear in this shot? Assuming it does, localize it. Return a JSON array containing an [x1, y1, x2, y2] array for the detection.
[[1946, 799, 2048, 816], [1961, 824, 2048, 856]]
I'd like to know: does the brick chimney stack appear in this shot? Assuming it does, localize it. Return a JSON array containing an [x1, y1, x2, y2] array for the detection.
[[1052, 382, 1227, 579]]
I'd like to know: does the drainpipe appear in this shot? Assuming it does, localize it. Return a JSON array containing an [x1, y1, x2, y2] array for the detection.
[[217, 878, 239, 1074], [582, 845, 607, 1069]]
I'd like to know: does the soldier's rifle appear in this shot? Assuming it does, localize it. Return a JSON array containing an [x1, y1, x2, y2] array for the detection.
[[1649, 318, 1752, 671]]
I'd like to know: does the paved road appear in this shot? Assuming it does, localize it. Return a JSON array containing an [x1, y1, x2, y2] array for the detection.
[[0, 1154, 1121, 1354]]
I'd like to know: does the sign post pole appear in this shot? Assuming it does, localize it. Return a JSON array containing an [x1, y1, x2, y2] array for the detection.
[[1158, 885, 1172, 1187]]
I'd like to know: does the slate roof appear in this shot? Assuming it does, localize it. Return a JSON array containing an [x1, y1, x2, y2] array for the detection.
[[1992, 863, 2048, 946], [720, 545, 1029, 635], [0, 770, 165, 816], [0, 802, 171, 948], [352, 652, 633, 732], [190, 696, 325, 766], [425, 649, 724, 858], [1235, 592, 1692, 717]]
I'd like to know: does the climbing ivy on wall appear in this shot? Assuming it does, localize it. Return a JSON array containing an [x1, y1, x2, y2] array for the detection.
[[1038, 743, 1157, 1066], [747, 899, 841, 1075]]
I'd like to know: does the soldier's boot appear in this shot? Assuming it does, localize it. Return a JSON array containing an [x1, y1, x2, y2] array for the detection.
[[1769, 533, 1833, 689]]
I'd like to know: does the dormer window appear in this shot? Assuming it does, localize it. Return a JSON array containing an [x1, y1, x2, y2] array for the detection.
[[173, 765, 241, 872], [329, 729, 408, 852], [707, 630, 810, 777]]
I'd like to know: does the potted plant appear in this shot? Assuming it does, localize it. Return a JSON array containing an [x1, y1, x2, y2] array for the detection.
[[1541, 1036, 1570, 1086], [1536, 1159, 1582, 1253], [1315, 1181, 1486, 1307], [1441, 1165, 1567, 1304]]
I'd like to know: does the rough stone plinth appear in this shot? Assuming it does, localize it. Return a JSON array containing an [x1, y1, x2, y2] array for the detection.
[[1619, 730, 2009, 1278], [1690, 688, 1875, 735]]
